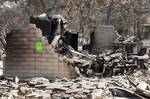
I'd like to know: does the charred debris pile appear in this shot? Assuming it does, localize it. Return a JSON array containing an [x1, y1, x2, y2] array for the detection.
[[30, 14, 150, 78], [0, 73, 148, 99], [0, 14, 150, 98], [26, 14, 150, 98]]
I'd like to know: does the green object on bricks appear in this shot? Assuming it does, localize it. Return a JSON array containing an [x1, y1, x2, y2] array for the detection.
[[35, 41, 44, 52]]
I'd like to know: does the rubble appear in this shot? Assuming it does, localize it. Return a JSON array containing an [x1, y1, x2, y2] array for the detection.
[[47, 31, 147, 78], [29, 14, 149, 78], [0, 73, 150, 98], [2, 13, 150, 99]]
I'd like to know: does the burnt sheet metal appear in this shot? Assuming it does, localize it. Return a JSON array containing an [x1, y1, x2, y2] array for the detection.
[[30, 16, 54, 44], [30, 16, 51, 37], [51, 14, 67, 35], [106, 87, 143, 99], [30, 14, 67, 44], [63, 31, 78, 51]]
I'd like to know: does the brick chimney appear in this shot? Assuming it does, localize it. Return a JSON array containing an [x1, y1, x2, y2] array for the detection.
[[4, 24, 77, 79]]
